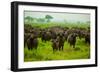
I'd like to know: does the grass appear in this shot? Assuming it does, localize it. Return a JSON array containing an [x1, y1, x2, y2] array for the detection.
[[24, 38, 90, 62], [24, 22, 90, 62], [26, 22, 89, 29]]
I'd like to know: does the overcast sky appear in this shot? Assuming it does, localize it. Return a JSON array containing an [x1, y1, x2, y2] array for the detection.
[[24, 11, 90, 23]]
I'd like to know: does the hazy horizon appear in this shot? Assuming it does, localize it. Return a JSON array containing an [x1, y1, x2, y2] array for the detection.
[[24, 11, 90, 23]]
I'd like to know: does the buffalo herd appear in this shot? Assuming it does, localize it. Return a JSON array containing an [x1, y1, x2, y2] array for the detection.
[[24, 24, 90, 52]]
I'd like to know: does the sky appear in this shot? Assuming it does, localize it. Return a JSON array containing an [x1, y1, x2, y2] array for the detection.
[[24, 11, 90, 23]]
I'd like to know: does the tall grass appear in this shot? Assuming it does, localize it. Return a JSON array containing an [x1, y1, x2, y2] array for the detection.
[[24, 38, 90, 62]]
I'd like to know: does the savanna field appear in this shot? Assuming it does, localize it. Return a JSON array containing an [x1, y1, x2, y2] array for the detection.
[[24, 22, 90, 62]]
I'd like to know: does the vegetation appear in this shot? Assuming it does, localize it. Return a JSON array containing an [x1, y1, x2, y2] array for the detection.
[[24, 22, 90, 62]]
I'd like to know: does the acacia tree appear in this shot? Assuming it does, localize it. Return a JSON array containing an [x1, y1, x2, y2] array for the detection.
[[45, 15, 53, 22], [25, 16, 34, 23]]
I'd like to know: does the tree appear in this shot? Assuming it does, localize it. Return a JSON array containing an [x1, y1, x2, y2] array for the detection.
[[77, 21, 81, 24], [45, 15, 53, 22], [37, 18, 45, 23], [64, 19, 68, 24], [87, 21, 90, 24], [25, 16, 34, 23]]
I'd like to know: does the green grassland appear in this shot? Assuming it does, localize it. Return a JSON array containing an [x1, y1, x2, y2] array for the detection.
[[29, 22, 89, 29], [24, 22, 90, 62]]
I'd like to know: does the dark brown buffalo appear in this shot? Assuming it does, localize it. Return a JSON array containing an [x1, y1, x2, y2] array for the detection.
[[64, 30, 69, 40], [67, 33, 78, 48], [84, 32, 90, 44], [57, 33, 65, 51], [27, 34, 38, 50], [24, 33, 31, 47], [51, 38, 59, 51], [41, 29, 52, 42]]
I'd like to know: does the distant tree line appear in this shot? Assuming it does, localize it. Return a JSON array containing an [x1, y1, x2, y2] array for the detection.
[[25, 15, 53, 24]]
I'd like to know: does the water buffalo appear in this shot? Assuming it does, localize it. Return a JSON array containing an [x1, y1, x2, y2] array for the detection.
[[67, 33, 78, 48], [27, 34, 38, 50], [84, 32, 90, 44], [51, 38, 59, 51], [41, 29, 52, 42], [57, 33, 65, 51]]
